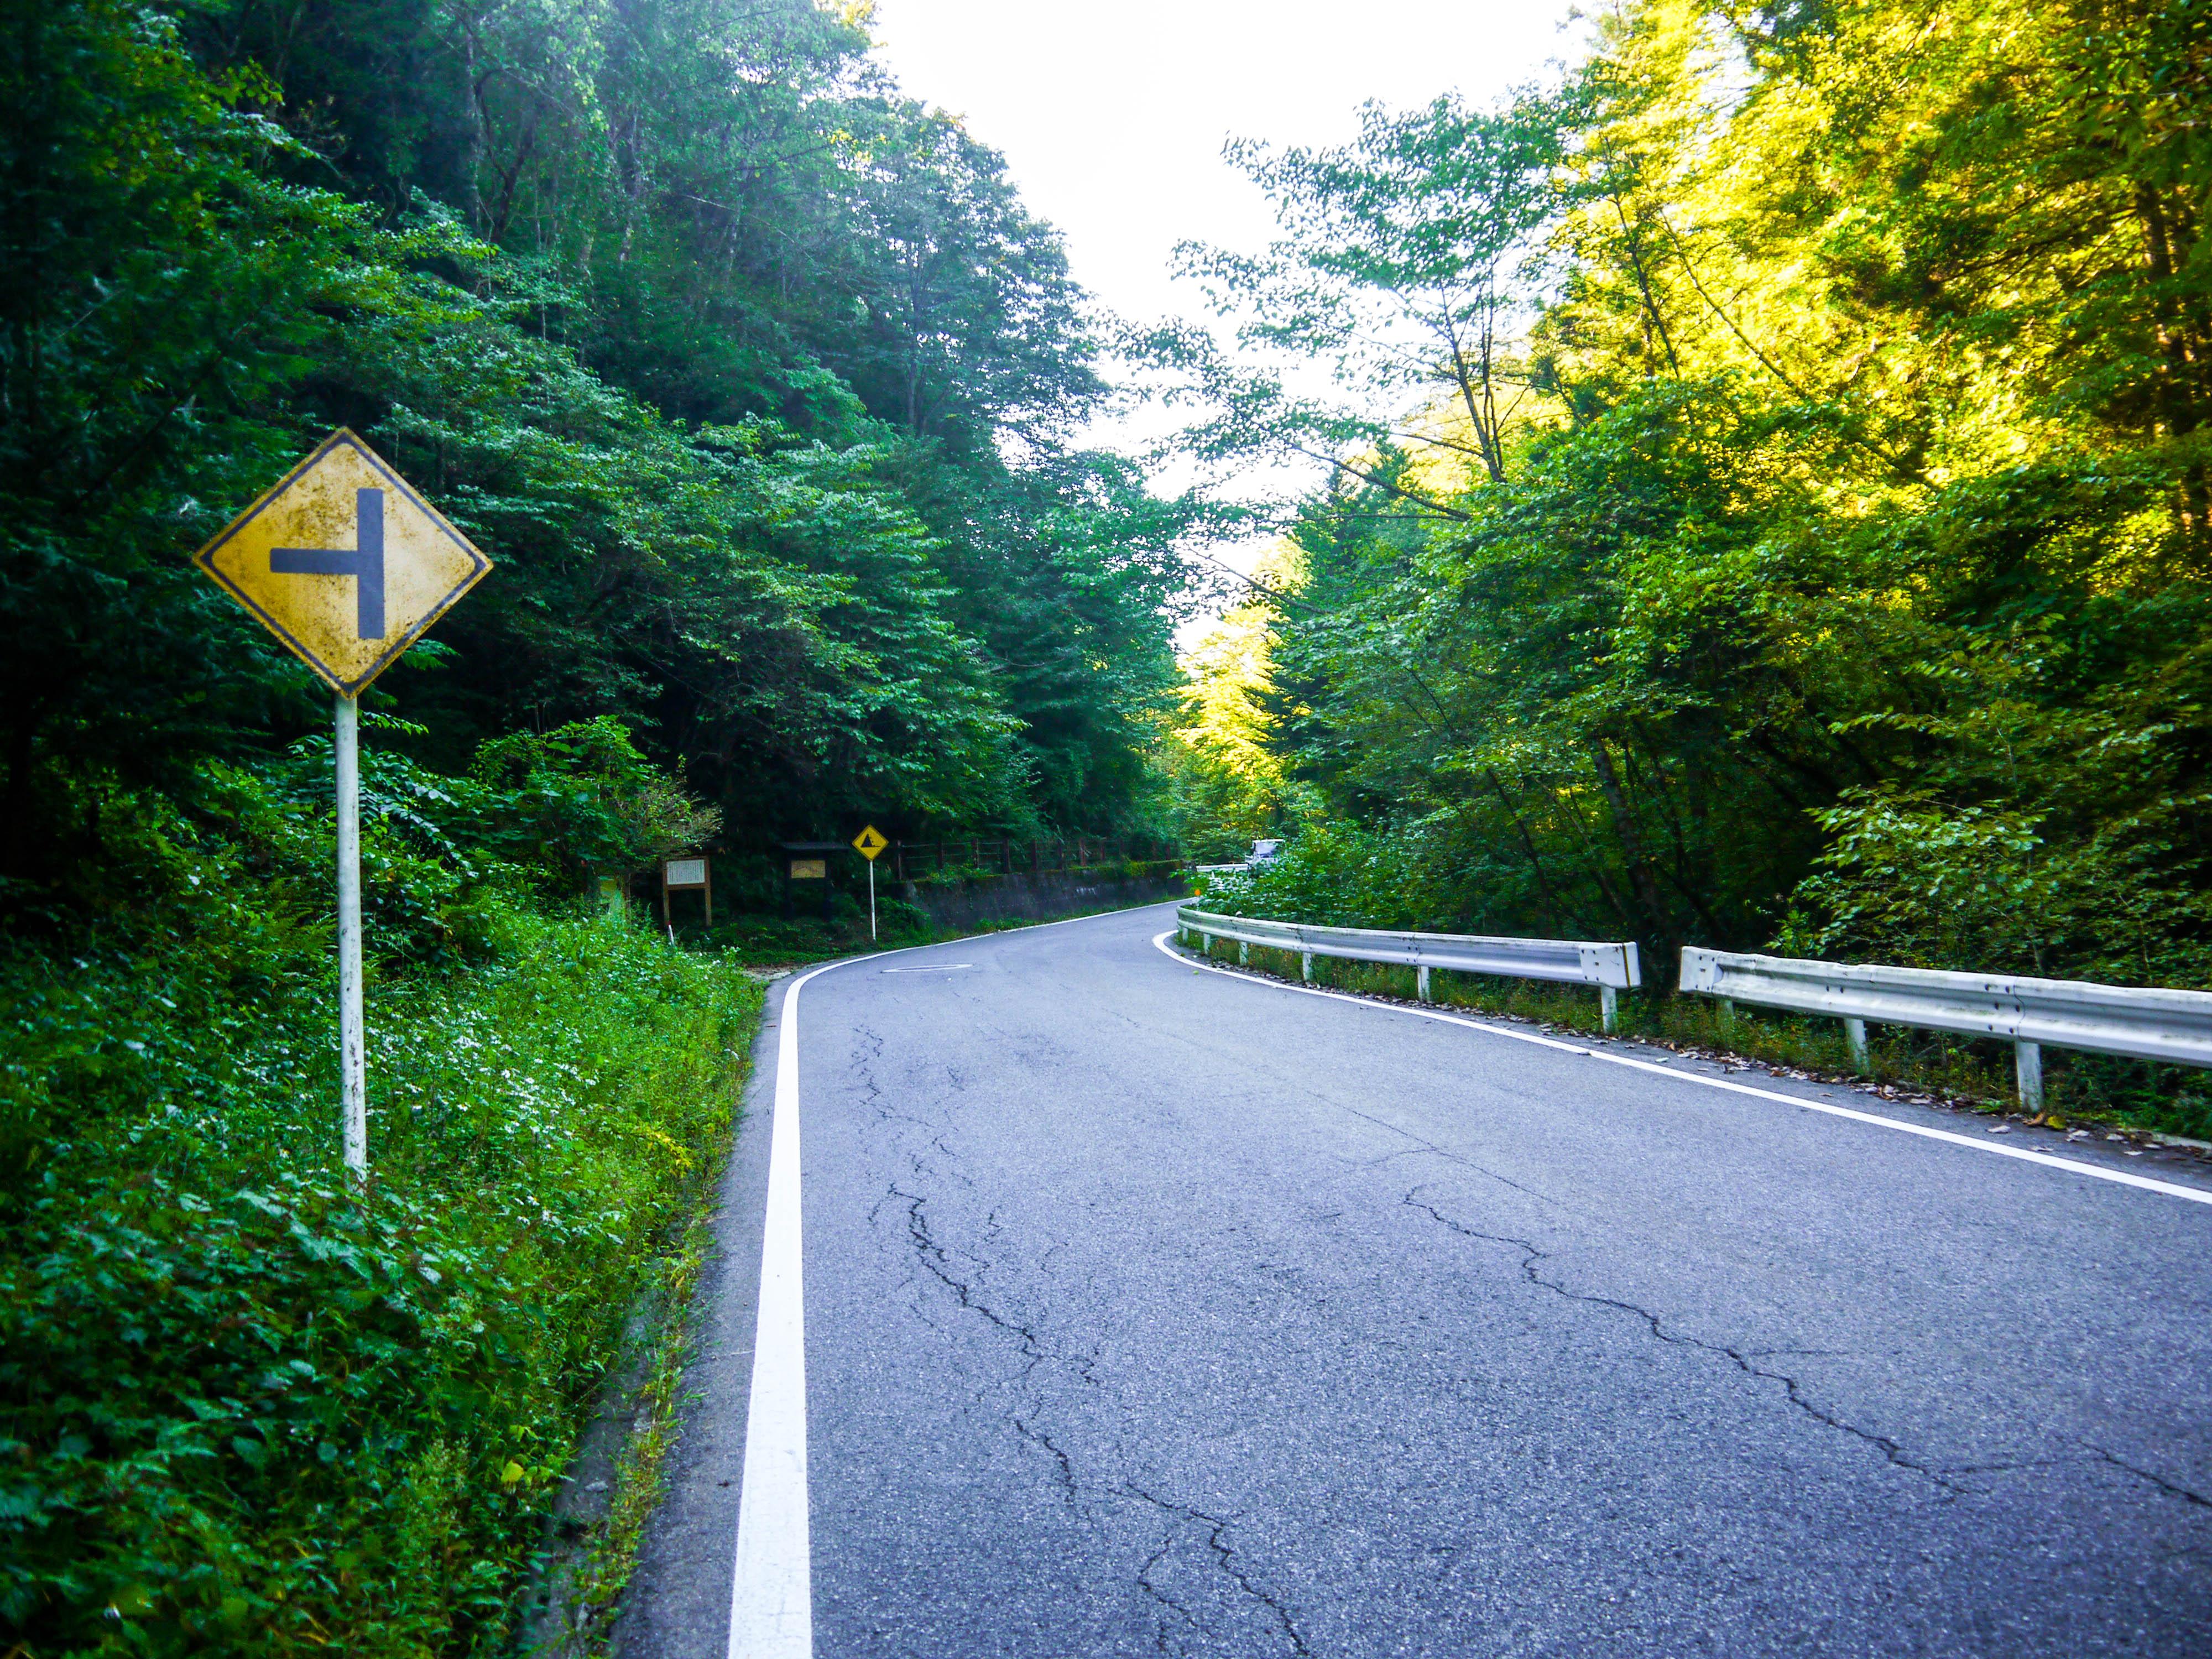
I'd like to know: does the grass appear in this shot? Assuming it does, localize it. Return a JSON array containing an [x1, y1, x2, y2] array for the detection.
[[0, 902, 763, 1655], [529, 1198, 722, 1657]]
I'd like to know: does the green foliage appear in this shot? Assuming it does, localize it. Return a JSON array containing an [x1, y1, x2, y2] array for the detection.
[[0, 0, 452, 887], [1198, 825, 1416, 930], [1159, 87, 1572, 497], [0, 780, 758, 1651], [1161, 0, 2212, 1030], [467, 717, 724, 888], [0, 0, 1197, 926]]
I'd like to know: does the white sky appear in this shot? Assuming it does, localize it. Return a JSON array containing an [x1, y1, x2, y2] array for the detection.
[[863, 0, 1587, 619]]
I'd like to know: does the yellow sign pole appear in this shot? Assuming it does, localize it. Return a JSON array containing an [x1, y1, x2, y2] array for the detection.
[[852, 825, 888, 941], [194, 430, 490, 1181], [334, 693, 366, 1175]]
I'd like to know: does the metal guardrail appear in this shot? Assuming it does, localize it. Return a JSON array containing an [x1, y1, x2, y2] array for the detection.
[[1680, 948, 2212, 1110], [1176, 906, 1641, 1030]]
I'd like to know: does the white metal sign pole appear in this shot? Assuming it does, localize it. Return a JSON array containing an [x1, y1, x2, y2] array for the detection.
[[334, 692, 367, 1177], [868, 859, 877, 942]]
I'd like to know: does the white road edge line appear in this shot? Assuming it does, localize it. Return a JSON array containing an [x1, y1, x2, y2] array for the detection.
[[726, 956, 841, 1659], [1150, 930, 2212, 1208], [727, 900, 1178, 1658]]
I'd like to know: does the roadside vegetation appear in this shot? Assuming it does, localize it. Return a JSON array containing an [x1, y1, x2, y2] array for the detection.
[[2, 2, 1198, 1647], [1, 724, 758, 1651], [1157, 0, 2212, 1133]]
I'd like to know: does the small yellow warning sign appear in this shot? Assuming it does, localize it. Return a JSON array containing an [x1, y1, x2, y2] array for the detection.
[[194, 429, 490, 696], [852, 825, 889, 861]]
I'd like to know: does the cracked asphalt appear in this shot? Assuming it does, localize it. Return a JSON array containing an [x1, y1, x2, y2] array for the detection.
[[619, 900, 2212, 1658]]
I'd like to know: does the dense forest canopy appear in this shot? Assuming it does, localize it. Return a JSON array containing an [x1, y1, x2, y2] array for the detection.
[[1, 0, 1198, 915], [1162, 0, 2212, 998]]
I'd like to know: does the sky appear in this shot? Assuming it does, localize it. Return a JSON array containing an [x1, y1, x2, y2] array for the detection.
[[863, 0, 1588, 617]]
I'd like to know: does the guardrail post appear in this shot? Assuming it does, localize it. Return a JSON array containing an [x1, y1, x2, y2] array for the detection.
[[1417, 966, 1432, 1003], [1718, 998, 1737, 1038], [1600, 985, 1618, 1033], [2016, 1040, 2044, 1113], [1239, 940, 1249, 966], [1301, 952, 1313, 983], [1844, 1017, 1868, 1071]]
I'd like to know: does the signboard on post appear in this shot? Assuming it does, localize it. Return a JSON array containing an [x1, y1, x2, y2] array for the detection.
[[852, 825, 887, 941], [780, 841, 846, 921], [194, 429, 490, 695], [663, 856, 712, 927], [194, 429, 491, 1180]]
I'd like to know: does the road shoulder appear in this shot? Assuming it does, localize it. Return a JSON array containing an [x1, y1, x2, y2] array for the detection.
[[612, 973, 789, 1659]]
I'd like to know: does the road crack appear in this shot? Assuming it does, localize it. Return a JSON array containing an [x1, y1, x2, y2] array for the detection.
[[1344, 1106, 1561, 1207], [891, 1185, 1048, 1379], [1403, 1187, 1955, 1489], [1014, 1416, 1082, 1509], [2090, 1445, 2212, 1509], [1123, 1483, 1311, 1657]]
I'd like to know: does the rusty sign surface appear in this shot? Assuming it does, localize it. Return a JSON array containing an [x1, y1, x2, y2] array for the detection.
[[194, 429, 490, 695]]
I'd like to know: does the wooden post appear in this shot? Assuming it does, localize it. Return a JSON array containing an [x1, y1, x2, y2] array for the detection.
[[703, 859, 713, 928]]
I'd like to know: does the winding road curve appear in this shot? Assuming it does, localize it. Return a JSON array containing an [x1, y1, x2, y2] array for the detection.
[[617, 900, 2212, 1659]]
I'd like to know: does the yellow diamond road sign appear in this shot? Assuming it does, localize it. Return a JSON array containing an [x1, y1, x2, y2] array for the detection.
[[194, 429, 491, 696], [852, 825, 889, 860]]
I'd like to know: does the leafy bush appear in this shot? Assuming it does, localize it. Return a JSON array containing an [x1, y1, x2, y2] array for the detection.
[[1195, 824, 1417, 929], [0, 729, 758, 1653], [1777, 786, 2212, 989], [0, 898, 757, 1653]]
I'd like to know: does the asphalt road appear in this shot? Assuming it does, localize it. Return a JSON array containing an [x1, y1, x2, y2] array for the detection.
[[619, 900, 2212, 1659]]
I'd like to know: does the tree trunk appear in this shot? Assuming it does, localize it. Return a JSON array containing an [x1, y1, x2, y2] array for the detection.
[[1589, 739, 1666, 932]]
